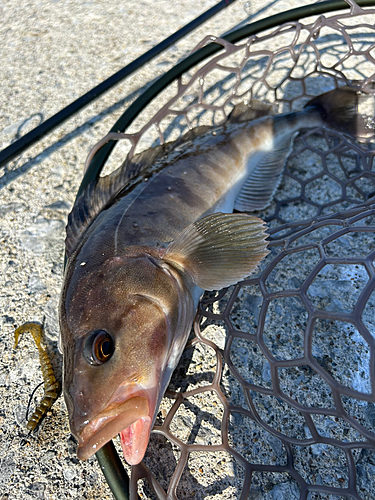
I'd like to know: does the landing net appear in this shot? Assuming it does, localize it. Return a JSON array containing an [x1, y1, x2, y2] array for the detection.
[[97, 2, 375, 498]]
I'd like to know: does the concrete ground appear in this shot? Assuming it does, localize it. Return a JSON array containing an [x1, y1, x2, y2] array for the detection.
[[2, 1, 374, 499]]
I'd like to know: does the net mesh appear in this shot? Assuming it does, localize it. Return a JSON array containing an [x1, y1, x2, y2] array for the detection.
[[95, 2, 375, 498]]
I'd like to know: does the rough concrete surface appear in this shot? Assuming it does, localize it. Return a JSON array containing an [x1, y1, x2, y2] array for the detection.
[[1, 1, 375, 499]]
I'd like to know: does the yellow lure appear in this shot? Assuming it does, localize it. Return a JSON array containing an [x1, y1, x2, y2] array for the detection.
[[14, 322, 60, 431]]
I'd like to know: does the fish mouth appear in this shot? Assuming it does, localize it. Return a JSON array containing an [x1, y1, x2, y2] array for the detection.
[[76, 386, 156, 464]]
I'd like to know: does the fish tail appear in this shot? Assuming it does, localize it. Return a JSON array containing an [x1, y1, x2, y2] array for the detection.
[[305, 86, 374, 138]]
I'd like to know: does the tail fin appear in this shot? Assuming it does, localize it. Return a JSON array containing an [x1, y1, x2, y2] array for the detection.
[[305, 86, 375, 138]]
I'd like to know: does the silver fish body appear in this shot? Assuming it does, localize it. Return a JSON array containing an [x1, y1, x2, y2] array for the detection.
[[59, 87, 360, 464]]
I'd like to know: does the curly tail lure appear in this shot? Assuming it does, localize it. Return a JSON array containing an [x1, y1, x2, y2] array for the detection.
[[14, 322, 60, 431]]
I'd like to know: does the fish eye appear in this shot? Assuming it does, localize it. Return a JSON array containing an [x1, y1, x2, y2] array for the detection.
[[83, 330, 114, 365]]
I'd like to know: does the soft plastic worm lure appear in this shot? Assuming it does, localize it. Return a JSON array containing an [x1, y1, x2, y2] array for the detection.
[[14, 322, 60, 431]]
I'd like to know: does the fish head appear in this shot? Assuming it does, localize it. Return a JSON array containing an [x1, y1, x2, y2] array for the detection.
[[60, 250, 195, 465]]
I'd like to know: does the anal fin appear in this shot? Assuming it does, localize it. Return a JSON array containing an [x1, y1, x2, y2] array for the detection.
[[234, 132, 297, 212]]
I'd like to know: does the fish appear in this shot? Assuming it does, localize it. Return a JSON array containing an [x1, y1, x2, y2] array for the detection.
[[59, 86, 365, 465]]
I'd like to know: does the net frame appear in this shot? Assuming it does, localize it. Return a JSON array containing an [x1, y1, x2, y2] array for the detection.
[[82, 1, 375, 498]]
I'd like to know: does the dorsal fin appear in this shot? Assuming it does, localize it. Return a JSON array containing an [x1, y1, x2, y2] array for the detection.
[[174, 125, 212, 145], [227, 100, 273, 124]]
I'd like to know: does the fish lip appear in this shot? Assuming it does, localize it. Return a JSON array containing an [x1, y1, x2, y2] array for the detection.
[[75, 385, 157, 461]]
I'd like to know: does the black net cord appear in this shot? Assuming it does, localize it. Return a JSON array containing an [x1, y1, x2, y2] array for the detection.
[[96, 442, 140, 500]]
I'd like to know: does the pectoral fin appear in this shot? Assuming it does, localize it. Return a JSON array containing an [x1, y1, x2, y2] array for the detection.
[[163, 213, 269, 291]]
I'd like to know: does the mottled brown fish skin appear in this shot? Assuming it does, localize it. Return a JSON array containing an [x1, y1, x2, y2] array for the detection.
[[60, 113, 313, 463], [60, 88, 362, 464]]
